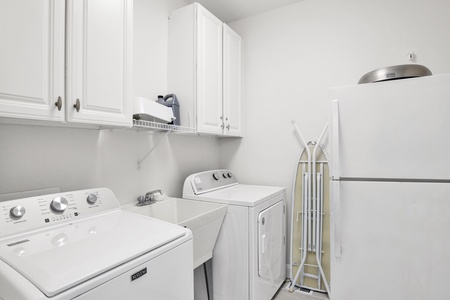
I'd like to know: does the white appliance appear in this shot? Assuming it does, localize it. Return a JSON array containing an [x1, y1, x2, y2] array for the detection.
[[183, 169, 286, 300], [329, 73, 450, 300], [0, 188, 193, 300]]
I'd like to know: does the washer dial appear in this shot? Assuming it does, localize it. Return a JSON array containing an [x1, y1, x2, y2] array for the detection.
[[212, 172, 220, 180], [50, 197, 68, 213], [10, 206, 26, 219], [87, 194, 97, 204]]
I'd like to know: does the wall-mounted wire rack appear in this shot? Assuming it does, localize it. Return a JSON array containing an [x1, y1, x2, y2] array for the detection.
[[132, 119, 196, 134], [132, 119, 197, 169]]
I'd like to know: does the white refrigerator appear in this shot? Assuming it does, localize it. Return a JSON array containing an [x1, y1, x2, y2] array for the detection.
[[328, 73, 450, 300]]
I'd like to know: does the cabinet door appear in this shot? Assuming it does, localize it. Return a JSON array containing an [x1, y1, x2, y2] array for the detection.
[[195, 4, 223, 134], [0, 0, 65, 122], [66, 0, 133, 127], [223, 25, 243, 137]]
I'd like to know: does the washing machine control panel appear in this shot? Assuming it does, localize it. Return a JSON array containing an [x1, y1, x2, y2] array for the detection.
[[191, 170, 238, 194], [0, 188, 120, 238]]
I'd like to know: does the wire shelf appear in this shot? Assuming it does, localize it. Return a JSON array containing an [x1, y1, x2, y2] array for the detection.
[[132, 119, 196, 134]]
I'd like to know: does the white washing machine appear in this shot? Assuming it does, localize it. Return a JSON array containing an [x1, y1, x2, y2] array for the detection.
[[0, 188, 193, 300], [183, 170, 286, 300]]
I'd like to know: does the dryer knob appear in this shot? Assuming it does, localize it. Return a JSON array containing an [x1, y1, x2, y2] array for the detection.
[[51, 197, 69, 213], [10, 206, 26, 219], [227, 172, 232, 178], [212, 172, 220, 180], [87, 194, 97, 204], [222, 173, 227, 179]]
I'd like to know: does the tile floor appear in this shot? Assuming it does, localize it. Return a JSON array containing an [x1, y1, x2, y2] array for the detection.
[[272, 283, 329, 300]]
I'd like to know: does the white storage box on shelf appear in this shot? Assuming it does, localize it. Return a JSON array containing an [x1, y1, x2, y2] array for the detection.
[[133, 97, 175, 123], [132, 97, 196, 133]]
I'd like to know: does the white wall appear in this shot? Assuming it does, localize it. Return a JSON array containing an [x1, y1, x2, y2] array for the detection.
[[0, 0, 221, 204], [220, 0, 450, 273], [134, 0, 185, 99]]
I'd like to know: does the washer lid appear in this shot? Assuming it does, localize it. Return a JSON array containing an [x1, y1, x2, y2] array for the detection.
[[185, 184, 285, 207], [0, 211, 187, 297], [358, 64, 432, 84]]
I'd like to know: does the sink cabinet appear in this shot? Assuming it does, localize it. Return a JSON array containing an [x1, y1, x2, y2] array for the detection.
[[0, 0, 133, 127], [168, 3, 243, 137]]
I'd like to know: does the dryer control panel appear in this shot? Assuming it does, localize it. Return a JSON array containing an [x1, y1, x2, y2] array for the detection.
[[184, 169, 238, 195], [0, 188, 120, 239]]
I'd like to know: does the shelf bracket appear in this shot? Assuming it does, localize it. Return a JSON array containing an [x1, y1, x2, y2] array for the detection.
[[137, 130, 171, 169]]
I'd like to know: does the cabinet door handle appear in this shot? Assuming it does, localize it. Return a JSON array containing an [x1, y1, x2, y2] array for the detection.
[[54, 96, 63, 111], [73, 99, 80, 112]]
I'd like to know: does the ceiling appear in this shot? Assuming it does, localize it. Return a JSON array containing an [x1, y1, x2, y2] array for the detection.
[[184, 0, 303, 23]]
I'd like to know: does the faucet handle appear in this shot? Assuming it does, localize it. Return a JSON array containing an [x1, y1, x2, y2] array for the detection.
[[145, 189, 163, 202], [137, 195, 146, 206]]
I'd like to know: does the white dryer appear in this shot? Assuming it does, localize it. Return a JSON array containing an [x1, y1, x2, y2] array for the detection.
[[0, 188, 193, 300], [183, 170, 286, 300]]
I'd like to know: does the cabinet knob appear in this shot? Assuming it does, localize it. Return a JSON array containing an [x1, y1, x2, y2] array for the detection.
[[54, 96, 63, 111], [226, 124, 230, 130], [73, 99, 80, 112]]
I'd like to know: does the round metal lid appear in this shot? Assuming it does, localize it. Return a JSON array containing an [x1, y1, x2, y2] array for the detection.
[[358, 64, 432, 84]]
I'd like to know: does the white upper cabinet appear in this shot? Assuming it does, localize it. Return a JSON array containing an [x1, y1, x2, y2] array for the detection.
[[223, 24, 243, 137], [168, 3, 243, 137], [196, 5, 223, 135], [66, 0, 133, 127], [0, 0, 65, 122], [0, 0, 133, 127]]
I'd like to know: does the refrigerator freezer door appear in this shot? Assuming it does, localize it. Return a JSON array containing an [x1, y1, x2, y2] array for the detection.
[[330, 181, 450, 300], [329, 73, 450, 180]]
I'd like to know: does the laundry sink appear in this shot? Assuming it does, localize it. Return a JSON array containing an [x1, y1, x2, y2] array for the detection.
[[124, 198, 227, 269]]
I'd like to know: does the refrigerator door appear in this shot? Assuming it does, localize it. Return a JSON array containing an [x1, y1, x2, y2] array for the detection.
[[330, 181, 450, 300], [329, 73, 450, 181]]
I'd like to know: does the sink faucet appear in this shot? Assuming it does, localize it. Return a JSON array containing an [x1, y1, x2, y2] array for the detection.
[[137, 189, 164, 206]]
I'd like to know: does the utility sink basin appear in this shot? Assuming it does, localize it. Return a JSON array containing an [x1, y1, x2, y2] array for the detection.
[[124, 198, 227, 269]]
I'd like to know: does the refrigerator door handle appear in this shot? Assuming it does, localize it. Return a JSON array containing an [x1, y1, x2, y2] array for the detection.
[[331, 99, 340, 180], [332, 181, 342, 258]]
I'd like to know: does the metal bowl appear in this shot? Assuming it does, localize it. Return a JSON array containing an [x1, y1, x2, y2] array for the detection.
[[358, 64, 432, 84]]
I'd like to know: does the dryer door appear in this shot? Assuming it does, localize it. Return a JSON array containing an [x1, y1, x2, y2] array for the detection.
[[258, 201, 284, 280]]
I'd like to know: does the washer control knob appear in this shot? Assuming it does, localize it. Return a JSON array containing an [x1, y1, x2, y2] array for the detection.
[[10, 206, 26, 219], [50, 197, 68, 213], [227, 172, 232, 178], [222, 173, 227, 179], [212, 172, 220, 180], [87, 194, 97, 204]]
